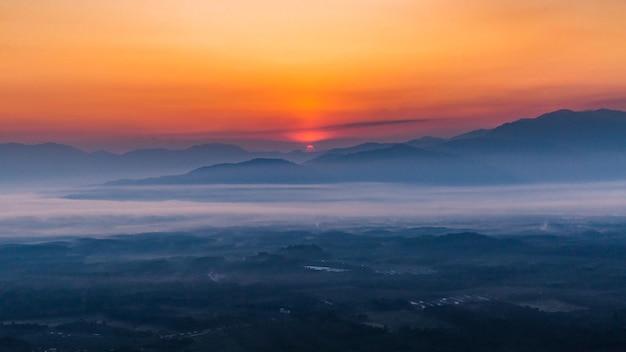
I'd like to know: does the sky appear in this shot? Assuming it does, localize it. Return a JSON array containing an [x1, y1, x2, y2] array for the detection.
[[2, 0, 626, 151]]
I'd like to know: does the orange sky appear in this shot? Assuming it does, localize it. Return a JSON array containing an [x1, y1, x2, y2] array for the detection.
[[2, 0, 626, 150]]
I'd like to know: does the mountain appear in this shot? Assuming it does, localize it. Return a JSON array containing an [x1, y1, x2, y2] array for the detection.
[[0, 143, 316, 185], [122, 143, 247, 161], [120, 144, 512, 185], [438, 109, 626, 181], [306, 144, 511, 184], [311, 143, 443, 163], [405, 136, 446, 149], [101, 108, 626, 186], [0, 143, 93, 183], [117, 143, 252, 172], [6, 109, 626, 185], [111, 158, 317, 185], [318, 142, 396, 157], [443, 109, 626, 154]]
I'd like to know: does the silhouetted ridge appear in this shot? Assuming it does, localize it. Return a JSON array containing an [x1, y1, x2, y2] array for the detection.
[[188, 158, 298, 174], [309, 144, 447, 164], [0, 142, 314, 184], [320, 142, 394, 157], [443, 109, 626, 154], [5, 108, 626, 185], [405, 136, 446, 148], [111, 158, 314, 185], [484, 109, 626, 145]]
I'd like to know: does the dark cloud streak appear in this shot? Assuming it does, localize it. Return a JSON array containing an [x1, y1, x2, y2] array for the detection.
[[319, 118, 434, 131], [160, 118, 443, 140]]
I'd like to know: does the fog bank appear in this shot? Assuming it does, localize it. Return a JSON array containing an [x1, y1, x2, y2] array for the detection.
[[2, 182, 626, 236]]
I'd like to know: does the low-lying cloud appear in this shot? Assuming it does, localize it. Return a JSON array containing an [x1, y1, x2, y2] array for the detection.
[[2, 182, 626, 237]]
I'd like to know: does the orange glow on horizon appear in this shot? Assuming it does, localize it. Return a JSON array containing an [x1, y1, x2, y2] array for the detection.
[[1, 0, 626, 149], [288, 131, 331, 143]]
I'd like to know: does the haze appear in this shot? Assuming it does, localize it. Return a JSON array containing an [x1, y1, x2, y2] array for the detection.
[[0, 182, 622, 237]]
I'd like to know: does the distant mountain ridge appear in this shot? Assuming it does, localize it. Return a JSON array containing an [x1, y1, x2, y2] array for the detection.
[[112, 158, 317, 185], [442, 109, 626, 153], [114, 144, 507, 185], [4, 108, 626, 185], [0, 142, 315, 184]]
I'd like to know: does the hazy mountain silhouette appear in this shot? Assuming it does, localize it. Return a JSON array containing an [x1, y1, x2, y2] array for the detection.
[[435, 109, 626, 181], [5, 109, 626, 185], [306, 144, 510, 184], [111, 158, 317, 185], [0, 143, 315, 184], [404, 136, 446, 149], [311, 144, 443, 163], [318, 142, 396, 157], [443, 109, 626, 154], [0, 143, 94, 183], [120, 144, 511, 185]]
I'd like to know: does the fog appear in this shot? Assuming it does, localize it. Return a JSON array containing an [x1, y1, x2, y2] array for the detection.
[[3, 182, 626, 237]]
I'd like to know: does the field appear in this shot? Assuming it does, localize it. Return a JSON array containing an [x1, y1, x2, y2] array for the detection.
[[1, 226, 626, 351]]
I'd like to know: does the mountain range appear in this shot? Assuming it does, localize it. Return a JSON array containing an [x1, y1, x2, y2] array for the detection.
[[4, 109, 626, 185], [0, 142, 314, 184]]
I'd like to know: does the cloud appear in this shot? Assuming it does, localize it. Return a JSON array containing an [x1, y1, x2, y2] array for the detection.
[[158, 118, 441, 141], [317, 118, 434, 131], [4, 182, 626, 237]]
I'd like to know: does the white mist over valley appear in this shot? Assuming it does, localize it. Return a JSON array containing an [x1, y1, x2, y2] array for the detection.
[[2, 182, 626, 237]]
